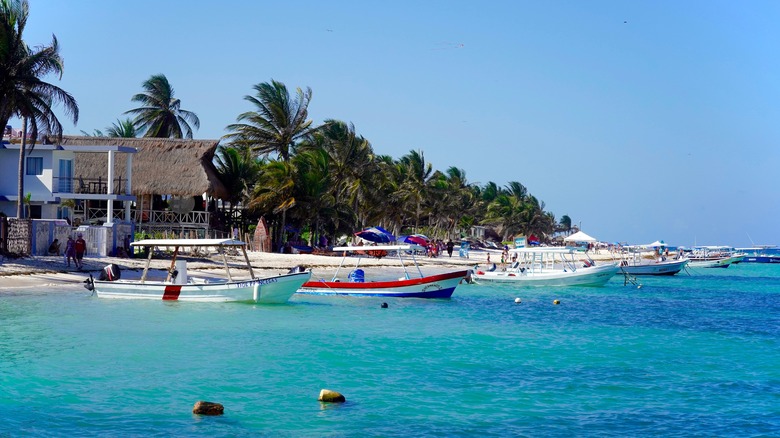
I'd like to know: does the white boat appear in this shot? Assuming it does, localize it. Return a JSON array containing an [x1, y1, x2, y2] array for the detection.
[[472, 247, 619, 287], [84, 238, 311, 303], [617, 245, 689, 276], [686, 246, 744, 269], [297, 244, 469, 298], [734, 246, 780, 263]]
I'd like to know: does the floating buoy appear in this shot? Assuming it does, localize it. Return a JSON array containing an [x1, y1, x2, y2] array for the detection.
[[514, 297, 521, 304], [192, 401, 224, 416], [318, 389, 346, 403], [553, 299, 560, 305], [381, 302, 388, 308]]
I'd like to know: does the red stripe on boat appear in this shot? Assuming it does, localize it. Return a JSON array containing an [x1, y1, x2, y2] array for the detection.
[[162, 285, 182, 300], [300, 270, 468, 289]]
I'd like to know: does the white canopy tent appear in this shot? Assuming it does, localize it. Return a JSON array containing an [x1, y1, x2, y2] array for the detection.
[[563, 231, 598, 242], [645, 240, 666, 247]]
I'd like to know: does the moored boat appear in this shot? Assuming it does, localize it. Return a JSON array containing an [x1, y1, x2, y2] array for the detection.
[[84, 238, 311, 303], [734, 247, 780, 263], [472, 247, 619, 287], [686, 246, 744, 268], [616, 244, 689, 276], [297, 244, 469, 298]]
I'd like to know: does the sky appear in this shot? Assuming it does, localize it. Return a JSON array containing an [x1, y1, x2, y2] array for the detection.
[[12, 0, 780, 247]]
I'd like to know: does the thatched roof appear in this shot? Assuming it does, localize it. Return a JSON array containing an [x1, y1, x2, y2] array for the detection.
[[57, 135, 228, 199]]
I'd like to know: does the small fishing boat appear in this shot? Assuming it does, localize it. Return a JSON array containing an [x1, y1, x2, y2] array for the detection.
[[84, 238, 311, 303], [297, 244, 469, 298], [616, 245, 689, 276], [686, 246, 744, 269], [472, 247, 619, 287], [734, 246, 780, 263]]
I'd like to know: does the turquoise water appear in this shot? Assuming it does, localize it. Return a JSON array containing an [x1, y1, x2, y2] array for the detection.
[[1, 264, 778, 436]]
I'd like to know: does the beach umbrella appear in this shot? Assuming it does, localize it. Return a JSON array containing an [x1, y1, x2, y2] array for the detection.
[[355, 226, 396, 243], [400, 235, 428, 246]]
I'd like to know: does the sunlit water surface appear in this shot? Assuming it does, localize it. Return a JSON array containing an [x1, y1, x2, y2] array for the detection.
[[1, 264, 778, 436]]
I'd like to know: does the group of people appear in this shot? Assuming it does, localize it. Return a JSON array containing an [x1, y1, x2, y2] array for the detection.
[[48, 233, 87, 269], [426, 239, 456, 258]]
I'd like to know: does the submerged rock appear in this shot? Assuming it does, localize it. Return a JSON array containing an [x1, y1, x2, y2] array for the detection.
[[192, 401, 224, 415], [318, 389, 346, 403]]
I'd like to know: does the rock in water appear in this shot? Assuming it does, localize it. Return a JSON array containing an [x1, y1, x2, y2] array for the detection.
[[318, 389, 346, 403], [192, 401, 224, 415]]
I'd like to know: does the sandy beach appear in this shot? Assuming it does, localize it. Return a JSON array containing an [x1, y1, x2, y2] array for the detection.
[[0, 247, 620, 291]]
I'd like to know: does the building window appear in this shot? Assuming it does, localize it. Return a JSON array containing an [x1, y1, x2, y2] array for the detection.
[[26, 157, 43, 175]]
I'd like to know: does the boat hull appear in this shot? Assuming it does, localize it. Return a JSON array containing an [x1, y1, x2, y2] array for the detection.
[[297, 270, 468, 298], [474, 264, 619, 287], [93, 271, 312, 303], [740, 255, 780, 263], [619, 259, 688, 276], [688, 255, 743, 269]]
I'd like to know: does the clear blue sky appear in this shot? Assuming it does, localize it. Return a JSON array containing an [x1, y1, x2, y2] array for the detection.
[[14, 0, 780, 247]]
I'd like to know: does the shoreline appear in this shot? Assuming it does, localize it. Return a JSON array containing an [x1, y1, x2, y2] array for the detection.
[[0, 248, 620, 290]]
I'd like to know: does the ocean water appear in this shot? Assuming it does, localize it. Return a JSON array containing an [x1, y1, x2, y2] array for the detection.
[[1, 264, 778, 437]]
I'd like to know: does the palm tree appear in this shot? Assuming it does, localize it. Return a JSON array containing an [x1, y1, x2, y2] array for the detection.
[[302, 120, 377, 230], [394, 150, 433, 233], [104, 118, 137, 137], [224, 79, 316, 246], [558, 215, 572, 235], [0, 0, 79, 218], [223, 79, 315, 162], [249, 159, 297, 248], [125, 74, 199, 138], [214, 146, 260, 227]]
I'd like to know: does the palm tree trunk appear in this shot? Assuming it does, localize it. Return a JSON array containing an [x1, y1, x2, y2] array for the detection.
[[16, 117, 27, 218]]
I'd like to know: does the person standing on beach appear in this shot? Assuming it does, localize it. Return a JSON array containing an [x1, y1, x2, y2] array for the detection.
[[64, 236, 76, 267], [446, 239, 454, 257], [74, 233, 87, 269]]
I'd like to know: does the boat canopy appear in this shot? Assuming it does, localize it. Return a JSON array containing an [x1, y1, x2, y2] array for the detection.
[[509, 247, 581, 254], [130, 238, 247, 248], [332, 244, 425, 252]]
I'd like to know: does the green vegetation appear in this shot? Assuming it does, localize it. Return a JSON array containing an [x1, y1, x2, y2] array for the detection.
[[1, 0, 575, 246]]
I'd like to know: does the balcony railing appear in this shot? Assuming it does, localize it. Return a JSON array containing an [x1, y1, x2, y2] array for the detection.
[[53, 176, 129, 195], [84, 207, 209, 227]]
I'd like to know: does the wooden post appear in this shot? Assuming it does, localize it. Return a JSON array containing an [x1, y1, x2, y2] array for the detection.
[[242, 245, 255, 279], [165, 246, 179, 282], [221, 245, 232, 281], [140, 245, 154, 283]]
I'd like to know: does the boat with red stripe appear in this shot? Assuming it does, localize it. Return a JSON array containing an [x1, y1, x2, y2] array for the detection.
[[297, 244, 469, 298], [84, 238, 311, 303]]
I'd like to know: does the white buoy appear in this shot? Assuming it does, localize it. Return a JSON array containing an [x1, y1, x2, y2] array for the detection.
[[514, 297, 521, 303]]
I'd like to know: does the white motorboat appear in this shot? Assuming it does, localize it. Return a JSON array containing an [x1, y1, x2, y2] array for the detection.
[[472, 247, 619, 287], [297, 244, 469, 298], [617, 245, 689, 276], [84, 238, 311, 303], [686, 246, 744, 269]]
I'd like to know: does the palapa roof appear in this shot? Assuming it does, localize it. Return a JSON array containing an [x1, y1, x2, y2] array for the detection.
[[56, 135, 228, 199]]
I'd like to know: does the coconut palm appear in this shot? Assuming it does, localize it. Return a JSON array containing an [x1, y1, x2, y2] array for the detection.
[[394, 150, 433, 233], [224, 80, 316, 245], [125, 74, 199, 138], [0, 0, 79, 218], [558, 214, 573, 235], [303, 120, 377, 230], [104, 118, 137, 137], [214, 146, 260, 227], [223, 79, 315, 162]]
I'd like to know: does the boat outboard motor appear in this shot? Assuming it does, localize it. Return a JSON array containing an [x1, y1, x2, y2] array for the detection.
[[99, 264, 121, 281], [288, 265, 307, 274], [83, 274, 95, 291]]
